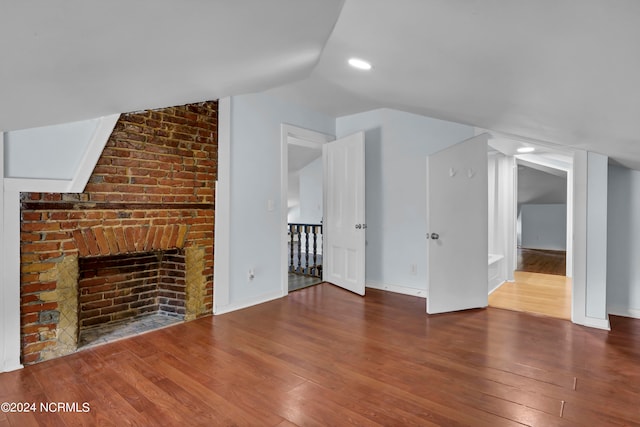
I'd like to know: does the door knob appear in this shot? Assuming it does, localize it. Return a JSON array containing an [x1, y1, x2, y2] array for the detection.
[[430, 233, 439, 240], [355, 224, 362, 229]]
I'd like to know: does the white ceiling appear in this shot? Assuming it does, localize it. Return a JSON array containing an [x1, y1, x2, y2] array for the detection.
[[0, 0, 343, 130], [4, 0, 640, 170]]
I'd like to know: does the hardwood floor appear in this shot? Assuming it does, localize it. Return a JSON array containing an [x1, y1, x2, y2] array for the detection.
[[492, 248, 570, 320], [517, 248, 566, 276], [489, 271, 572, 320], [2, 283, 639, 426]]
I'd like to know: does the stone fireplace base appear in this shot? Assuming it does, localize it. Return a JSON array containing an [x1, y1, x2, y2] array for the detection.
[[78, 313, 182, 348], [35, 245, 207, 361]]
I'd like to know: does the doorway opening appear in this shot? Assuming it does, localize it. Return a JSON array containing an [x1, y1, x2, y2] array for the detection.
[[280, 125, 333, 295], [516, 160, 568, 278], [280, 126, 367, 297], [287, 140, 324, 292], [487, 137, 573, 320]]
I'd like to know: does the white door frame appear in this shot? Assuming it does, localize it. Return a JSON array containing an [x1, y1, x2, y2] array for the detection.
[[513, 155, 573, 278], [213, 98, 231, 313], [489, 133, 607, 329], [280, 124, 334, 296]]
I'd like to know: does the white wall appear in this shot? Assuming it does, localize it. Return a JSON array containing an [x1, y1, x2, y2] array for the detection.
[[215, 92, 608, 331], [287, 171, 301, 222], [221, 93, 334, 311], [607, 164, 640, 318], [5, 119, 101, 180], [520, 204, 567, 250], [336, 109, 474, 295], [298, 157, 323, 223]]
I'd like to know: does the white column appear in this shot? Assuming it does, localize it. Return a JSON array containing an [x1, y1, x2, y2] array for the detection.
[[585, 152, 608, 322], [1, 133, 23, 372], [500, 155, 517, 282], [566, 167, 574, 277], [0, 131, 5, 370], [572, 150, 610, 330]]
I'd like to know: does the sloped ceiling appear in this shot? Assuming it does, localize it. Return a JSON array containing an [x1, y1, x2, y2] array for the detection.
[[517, 164, 567, 209], [4, 0, 640, 170], [0, 0, 344, 131]]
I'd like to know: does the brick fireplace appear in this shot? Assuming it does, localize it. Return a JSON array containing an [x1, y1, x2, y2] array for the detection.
[[78, 249, 187, 330], [19, 101, 217, 364]]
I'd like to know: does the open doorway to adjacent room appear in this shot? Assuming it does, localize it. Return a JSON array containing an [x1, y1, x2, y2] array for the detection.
[[487, 137, 573, 320], [283, 127, 329, 293], [515, 161, 568, 276]]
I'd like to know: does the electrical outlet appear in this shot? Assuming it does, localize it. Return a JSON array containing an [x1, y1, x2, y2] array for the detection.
[[248, 268, 255, 281], [410, 264, 417, 275]]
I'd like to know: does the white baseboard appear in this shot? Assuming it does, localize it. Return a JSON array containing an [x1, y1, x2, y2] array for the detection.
[[488, 280, 508, 295], [2, 361, 23, 373], [579, 315, 611, 331], [213, 290, 284, 315], [607, 306, 640, 320], [366, 281, 426, 298]]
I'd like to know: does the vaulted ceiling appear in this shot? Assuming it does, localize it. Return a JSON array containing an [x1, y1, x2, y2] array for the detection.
[[4, 1, 640, 169]]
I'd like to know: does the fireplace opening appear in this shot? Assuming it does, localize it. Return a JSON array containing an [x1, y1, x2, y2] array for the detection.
[[77, 248, 186, 347]]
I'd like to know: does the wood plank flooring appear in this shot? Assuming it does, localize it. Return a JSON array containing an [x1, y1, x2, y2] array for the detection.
[[517, 248, 566, 276], [2, 283, 639, 426], [493, 248, 570, 320], [489, 271, 572, 320]]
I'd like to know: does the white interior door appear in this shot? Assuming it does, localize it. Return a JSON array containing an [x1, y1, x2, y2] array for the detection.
[[323, 131, 366, 295], [427, 134, 489, 314]]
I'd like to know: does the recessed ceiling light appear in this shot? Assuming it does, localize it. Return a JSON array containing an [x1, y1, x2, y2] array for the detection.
[[517, 147, 535, 153], [348, 58, 372, 70]]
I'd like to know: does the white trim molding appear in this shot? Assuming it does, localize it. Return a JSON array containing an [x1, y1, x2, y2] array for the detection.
[[214, 290, 284, 316], [213, 98, 231, 313], [4, 178, 73, 193], [571, 149, 588, 327], [2, 190, 22, 372], [366, 281, 427, 298], [0, 132, 4, 370], [1, 130, 23, 372], [68, 114, 119, 192], [488, 280, 508, 296], [581, 315, 611, 331], [608, 306, 640, 321]]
